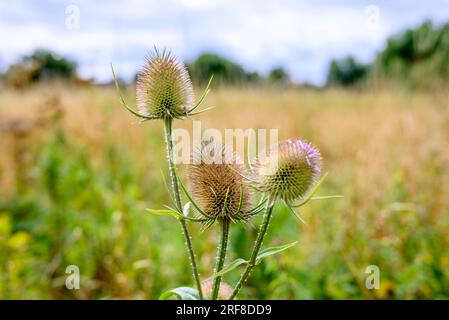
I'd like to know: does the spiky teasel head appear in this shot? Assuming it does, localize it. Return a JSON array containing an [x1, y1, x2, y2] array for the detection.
[[189, 142, 252, 225], [136, 48, 194, 119], [254, 139, 322, 202], [201, 279, 232, 300]]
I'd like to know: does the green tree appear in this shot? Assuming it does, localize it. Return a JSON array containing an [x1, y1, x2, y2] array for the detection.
[[25, 49, 77, 81], [187, 53, 247, 85], [5, 49, 77, 87], [268, 67, 290, 85], [326, 56, 368, 87], [372, 20, 449, 87]]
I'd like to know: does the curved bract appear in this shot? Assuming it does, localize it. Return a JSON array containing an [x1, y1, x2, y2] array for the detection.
[[137, 48, 194, 119], [111, 48, 213, 122]]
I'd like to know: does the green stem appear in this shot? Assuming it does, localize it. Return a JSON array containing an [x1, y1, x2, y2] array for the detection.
[[229, 196, 274, 300], [211, 218, 230, 300], [163, 117, 203, 300]]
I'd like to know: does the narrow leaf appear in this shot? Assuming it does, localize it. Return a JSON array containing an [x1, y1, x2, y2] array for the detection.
[[311, 195, 344, 201], [256, 241, 298, 262], [159, 287, 199, 300], [207, 258, 248, 280], [145, 208, 182, 220]]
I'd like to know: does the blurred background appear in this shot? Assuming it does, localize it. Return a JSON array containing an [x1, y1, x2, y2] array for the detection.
[[0, 0, 448, 299]]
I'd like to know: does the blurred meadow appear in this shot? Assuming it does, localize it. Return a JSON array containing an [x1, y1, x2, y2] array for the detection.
[[1, 1, 449, 300], [1, 83, 448, 299]]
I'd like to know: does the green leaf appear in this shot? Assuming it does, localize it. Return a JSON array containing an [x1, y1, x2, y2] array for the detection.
[[208, 258, 248, 280], [310, 195, 344, 201], [159, 287, 199, 300], [256, 241, 298, 263], [147, 206, 206, 223], [145, 208, 182, 220]]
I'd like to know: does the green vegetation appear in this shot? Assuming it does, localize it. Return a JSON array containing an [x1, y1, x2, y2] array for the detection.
[[3, 49, 77, 88], [0, 86, 448, 299], [25, 49, 77, 81], [372, 21, 449, 88], [327, 21, 449, 88], [187, 53, 247, 85], [268, 67, 290, 85], [1, 20, 449, 300], [326, 56, 369, 87], [186, 53, 290, 86]]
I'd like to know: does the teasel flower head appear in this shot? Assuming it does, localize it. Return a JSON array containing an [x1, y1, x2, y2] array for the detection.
[[188, 142, 252, 225], [201, 279, 233, 300], [254, 139, 322, 202], [111, 47, 213, 121], [136, 48, 194, 119]]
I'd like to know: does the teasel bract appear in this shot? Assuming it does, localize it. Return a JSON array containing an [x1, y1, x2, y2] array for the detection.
[[111, 47, 213, 121], [136, 49, 194, 119]]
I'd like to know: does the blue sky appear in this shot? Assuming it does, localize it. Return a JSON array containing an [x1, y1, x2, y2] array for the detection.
[[1, 0, 449, 84]]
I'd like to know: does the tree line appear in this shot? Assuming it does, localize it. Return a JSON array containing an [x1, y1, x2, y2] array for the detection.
[[327, 21, 449, 88], [1, 20, 448, 89], [0, 50, 291, 88]]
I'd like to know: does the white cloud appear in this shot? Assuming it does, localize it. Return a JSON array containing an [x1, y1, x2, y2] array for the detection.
[[0, 0, 448, 84]]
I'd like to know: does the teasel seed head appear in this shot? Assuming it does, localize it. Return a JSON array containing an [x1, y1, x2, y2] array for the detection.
[[189, 142, 252, 224], [254, 139, 322, 202], [136, 48, 194, 119]]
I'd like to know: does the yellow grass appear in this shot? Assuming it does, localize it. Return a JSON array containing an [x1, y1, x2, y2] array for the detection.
[[0, 84, 448, 299]]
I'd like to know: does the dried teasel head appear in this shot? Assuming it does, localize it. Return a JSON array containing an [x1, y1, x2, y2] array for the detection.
[[254, 139, 322, 202], [112, 47, 212, 121], [136, 48, 194, 119], [188, 142, 252, 224]]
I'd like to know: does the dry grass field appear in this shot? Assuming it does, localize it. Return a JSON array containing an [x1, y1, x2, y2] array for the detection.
[[0, 84, 448, 299]]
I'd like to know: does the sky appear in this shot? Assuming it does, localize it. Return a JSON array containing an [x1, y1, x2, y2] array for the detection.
[[1, 0, 449, 85]]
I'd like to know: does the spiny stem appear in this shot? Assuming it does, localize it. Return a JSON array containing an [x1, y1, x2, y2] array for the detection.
[[211, 218, 230, 300], [164, 117, 203, 300], [229, 196, 274, 300]]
